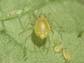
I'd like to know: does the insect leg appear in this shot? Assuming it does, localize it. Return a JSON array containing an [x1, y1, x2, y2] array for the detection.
[[19, 20, 34, 35], [23, 33, 32, 61], [46, 30, 54, 53], [54, 21, 62, 29], [19, 26, 33, 36], [18, 18, 24, 29], [1, 21, 5, 30], [32, 12, 38, 19], [50, 22, 63, 40], [25, 34, 32, 47], [46, 36, 50, 53]]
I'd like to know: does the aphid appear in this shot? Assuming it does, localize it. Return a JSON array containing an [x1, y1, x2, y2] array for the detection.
[[20, 14, 51, 39], [20, 14, 61, 39], [34, 14, 50, 39], [63, 49, 71, 61], [54, 43, 64, 52]]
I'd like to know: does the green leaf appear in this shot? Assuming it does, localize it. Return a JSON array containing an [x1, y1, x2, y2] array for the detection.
[[0, 0, 84, 63]]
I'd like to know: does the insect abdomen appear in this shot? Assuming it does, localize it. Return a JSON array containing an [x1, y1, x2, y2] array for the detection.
[[34, 19, 50, 39]]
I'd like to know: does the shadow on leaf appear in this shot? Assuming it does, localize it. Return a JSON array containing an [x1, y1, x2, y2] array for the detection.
[[31, 30, 47, 48]]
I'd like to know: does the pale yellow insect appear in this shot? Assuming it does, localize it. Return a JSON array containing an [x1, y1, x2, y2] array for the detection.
[[54, 43, 64, 52], [20, 14, 61, 39], [34, 14, 50, 39], [63, 49, 71, 61], [20, 14, 51, 39]]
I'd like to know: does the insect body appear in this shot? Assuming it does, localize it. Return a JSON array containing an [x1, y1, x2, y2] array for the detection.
[[54, 43, 64, 52], [63, 49, 71, 61], [34, 14, 50, 39]]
